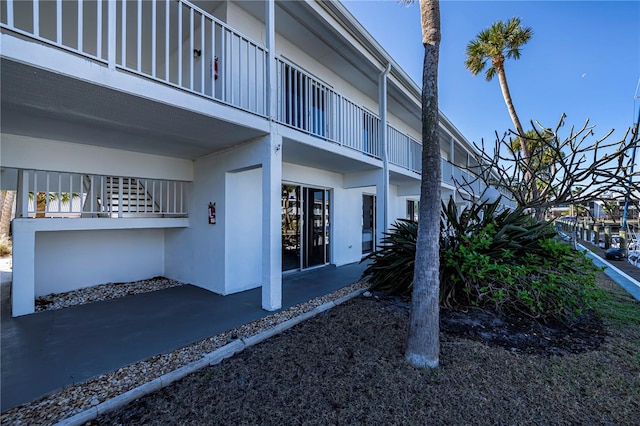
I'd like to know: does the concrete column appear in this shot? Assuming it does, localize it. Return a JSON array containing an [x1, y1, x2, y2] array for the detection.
[[261, 133, 282, 311], [11, 221, 35, 316], [604, 226, 611, 249], [593, 224, 599, 245]]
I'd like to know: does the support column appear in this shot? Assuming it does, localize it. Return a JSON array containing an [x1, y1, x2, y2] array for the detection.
[[261, 134, 282, 311], [11, 222, 35, 316]]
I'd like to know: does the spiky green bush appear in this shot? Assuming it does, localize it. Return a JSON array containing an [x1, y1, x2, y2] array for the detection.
[[362, 198, 602, 322]]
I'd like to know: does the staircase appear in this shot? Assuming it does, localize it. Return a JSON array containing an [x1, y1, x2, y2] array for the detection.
[[100, 177, 162, 217]]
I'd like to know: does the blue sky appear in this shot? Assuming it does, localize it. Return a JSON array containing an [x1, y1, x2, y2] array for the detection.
[[343, 0, 640, 150]]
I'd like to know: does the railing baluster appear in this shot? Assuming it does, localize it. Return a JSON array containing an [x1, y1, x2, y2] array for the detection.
[[121, 0, 126, 66], [96, 0, 102, 58], [151, 0, 156, 77], [253, 45, 257, 111], [33, 0, 40, 37], [173, 181, 177, 214], [177, 2, 182, 87], [58, 173, 62, 213], [211, 20, 216, 98], [33, 171, 38, 216], [77, 0, 83, 52], [189, 7, 193, 90], [56, 0, 63, 43], [44, 172, 50, 214], [6, 0, 14, 27], [136, 0, 141, 71], [90, 175, 95, 213], [165, 0, 170, 81], [200, 14, 204, 93], [118, 177, 123, 218], [69, 174, 73, 213]]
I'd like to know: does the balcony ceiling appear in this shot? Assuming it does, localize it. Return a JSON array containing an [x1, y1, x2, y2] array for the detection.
[[282, 137, 381, 176], [0, 59, 267, 160]]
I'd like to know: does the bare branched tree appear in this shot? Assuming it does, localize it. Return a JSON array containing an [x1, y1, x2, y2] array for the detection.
[[456, 114, 640, 221]]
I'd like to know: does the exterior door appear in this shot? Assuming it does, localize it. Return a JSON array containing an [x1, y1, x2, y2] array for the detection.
[[362, 194, 376, 253], [282, 185, 330, 271], [303, 188, 330, 268], [282, 185, 301, 271]]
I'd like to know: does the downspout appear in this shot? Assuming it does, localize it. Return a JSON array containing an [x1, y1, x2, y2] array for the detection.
[[266, 0, 276, 123], [379, 63, 392, 239]]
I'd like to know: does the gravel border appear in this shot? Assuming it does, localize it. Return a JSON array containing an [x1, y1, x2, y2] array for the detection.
[[34, 277, 184, 312], [0, 280, 368, 426]]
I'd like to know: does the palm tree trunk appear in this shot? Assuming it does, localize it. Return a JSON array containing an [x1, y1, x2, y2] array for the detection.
[[495, 64, 541, 210], [406, 0, 440, 369], [0, 190, 16, 238]]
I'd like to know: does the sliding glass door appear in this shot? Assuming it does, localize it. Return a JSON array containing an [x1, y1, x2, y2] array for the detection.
[[282, 184, 330, 271]]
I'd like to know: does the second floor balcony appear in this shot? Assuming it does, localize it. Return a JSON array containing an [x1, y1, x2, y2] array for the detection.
[[0, 0, 506, 198]]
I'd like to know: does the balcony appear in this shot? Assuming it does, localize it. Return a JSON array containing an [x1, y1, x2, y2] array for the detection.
[[13, 169, 187, 219], [0, 0, 267, 116], [0, 0, 508, 192]]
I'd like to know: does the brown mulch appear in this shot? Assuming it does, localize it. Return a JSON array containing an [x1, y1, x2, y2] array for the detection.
[[95, 274, 640, 425]]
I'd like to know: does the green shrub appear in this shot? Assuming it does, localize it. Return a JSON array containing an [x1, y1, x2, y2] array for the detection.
[[362, 198, 602, 322]]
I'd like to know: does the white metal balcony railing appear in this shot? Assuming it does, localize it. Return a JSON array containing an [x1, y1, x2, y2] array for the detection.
[[0, 0, 267, 115], [276, 58, 382, 159], [17, 170, 187, 218], [388, 126, 421, 173]]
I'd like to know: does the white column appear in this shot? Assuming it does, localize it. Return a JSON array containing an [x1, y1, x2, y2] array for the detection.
[[12, 222, 35, 316], [261, 133, 282, 311]]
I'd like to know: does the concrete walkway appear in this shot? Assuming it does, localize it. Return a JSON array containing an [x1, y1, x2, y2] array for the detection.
[[578, 241, 640, 301], [1, 262, 367, 412]]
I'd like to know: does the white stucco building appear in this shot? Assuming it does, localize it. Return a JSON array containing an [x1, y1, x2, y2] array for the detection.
[[0, 0, 511, 317]]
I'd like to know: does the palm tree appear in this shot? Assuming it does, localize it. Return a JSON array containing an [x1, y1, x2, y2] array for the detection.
[[403, 0, 441, 369], [465, 18, 534, 195]]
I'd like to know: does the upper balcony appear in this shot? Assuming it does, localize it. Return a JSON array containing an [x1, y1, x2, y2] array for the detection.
[[1, 0, 267, 115], [0, 0, 507, 202]]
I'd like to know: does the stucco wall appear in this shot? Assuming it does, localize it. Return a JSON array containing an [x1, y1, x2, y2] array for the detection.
[[165, 137, 269, 294], [34, 228, 164, 296]]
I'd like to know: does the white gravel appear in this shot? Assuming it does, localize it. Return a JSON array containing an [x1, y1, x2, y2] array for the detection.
[[1, 278, 368, 426], [34, 277, 184, 312]]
